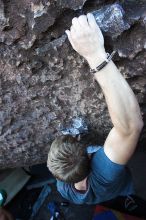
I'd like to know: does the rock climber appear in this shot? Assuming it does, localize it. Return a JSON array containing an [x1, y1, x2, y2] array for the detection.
[[47, 13, 143, 208]]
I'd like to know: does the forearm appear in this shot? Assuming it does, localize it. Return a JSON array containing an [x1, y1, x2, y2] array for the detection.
[[88, 58, 143, 135]]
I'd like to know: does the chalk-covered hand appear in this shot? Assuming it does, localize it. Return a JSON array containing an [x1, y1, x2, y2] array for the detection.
[[65, 13, 107, 68]]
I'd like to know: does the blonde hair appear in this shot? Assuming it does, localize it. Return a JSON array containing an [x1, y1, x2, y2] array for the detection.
[[47, 135, 90, 183]]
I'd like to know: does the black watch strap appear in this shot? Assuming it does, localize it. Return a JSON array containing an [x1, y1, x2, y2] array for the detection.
[[90, 51, 116, 74]]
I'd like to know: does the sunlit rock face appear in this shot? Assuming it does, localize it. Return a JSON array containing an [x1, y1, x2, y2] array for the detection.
[[0, 0, 146, 168]]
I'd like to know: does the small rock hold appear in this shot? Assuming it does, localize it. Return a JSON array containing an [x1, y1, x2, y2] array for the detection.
[[92, 3, 130, 38], [31, 2, 47, 18]]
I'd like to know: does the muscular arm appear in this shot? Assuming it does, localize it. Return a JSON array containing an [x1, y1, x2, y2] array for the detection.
[[66, 13, 143, 164], [94, 61, 143, 164]]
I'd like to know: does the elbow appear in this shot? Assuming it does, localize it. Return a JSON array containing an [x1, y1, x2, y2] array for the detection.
[[130, 118, 144, 135], [137, 119, 144, 132]]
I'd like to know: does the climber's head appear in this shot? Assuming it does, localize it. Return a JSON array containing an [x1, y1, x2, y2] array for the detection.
[[47, 135, 90, 183]]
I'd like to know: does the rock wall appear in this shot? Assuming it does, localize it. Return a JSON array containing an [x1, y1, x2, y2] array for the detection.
[[0, 0, 146, 168]]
